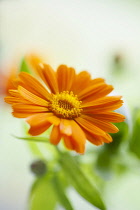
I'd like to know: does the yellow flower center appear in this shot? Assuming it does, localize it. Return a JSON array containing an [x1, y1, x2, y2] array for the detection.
[[49, 91, 82, 119]]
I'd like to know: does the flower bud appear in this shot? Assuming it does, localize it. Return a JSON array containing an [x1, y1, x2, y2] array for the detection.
[[30, 159, 47, 176]]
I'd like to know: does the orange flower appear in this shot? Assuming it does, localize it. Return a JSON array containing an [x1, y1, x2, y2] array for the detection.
[[5, 64, 125, 154], [5, 67, 17, 95], [0, 67, 17, 96], [25, 53, 45, 75], [0, 72, 7, 95], [1, 53, 44, 96]]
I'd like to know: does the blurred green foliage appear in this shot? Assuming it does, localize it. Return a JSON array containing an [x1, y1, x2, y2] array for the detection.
[[16, 58, 140, 210], [59, 152, 106, 210], [129, 108, 140, 159], [51, 174, 74, 210], [20, 58, 31, 74], [16, 100, 136, 210], [111, 54, 125, 76], [29, 175, 57, 210], [95, 121, 129, 179]]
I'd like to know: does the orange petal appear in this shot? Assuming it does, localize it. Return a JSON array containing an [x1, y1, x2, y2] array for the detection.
[[25, 53, 43, 71], [8, 89, 20, 97], [6, 90, 25, 103], [82, 100, 123, 113], [103, 133, 113, 143], [60, 119, 72, 136], [50, 125, 61, 145], [46, 115, 61, 126], [63, 136, 75, 150], [18, 86, 48, 106], [90, 78, 105, 85], [57, 65, 76, 92], [19, 72, 51, 100], [26, 111, 60, 127], [78, 83, 107, 100], [92, 85, 114, 99], [26, 113, 54, 135], [90, 112, 125, 122], [81, 114, 119, 133], [82, 85, 114, 103], [12, 112, 38, 118], [70, 120, 86, 153], [82, 96, 122, 108], [28, 122, 51, 136], [75, 117, 106, 137], [61, 120, 86, 153], [12, 104, 48, 114], [4, 96, 28, 104], [72, 71, 91, 94], [84, 130, 104, 146], [37, 64, 58, 93], [63, 132, 85, 154], [85, 129, 112, 145], [26, 113, 53, 125]]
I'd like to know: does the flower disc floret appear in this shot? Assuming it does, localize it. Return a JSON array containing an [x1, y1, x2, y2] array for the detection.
[[49, 91, 82, 119]]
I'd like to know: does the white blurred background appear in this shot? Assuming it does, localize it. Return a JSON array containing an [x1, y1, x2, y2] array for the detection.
[[1, 0, 140, 209]]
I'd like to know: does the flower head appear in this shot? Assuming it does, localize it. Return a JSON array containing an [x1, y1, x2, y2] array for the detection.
[[5, 63, 125, 153], [0, 53, 44, 96], [25, 53, 45, 74], [0, 67, 17, 96]]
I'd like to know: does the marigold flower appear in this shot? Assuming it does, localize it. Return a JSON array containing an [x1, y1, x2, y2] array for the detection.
[[0, 67, 17, 96], [0, 72, 7, 95], [25, 53, 45, 74], [1, 53, 43, 96], [5, 64, 125, 154]]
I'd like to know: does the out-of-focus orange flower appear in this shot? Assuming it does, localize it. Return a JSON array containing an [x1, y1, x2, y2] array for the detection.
[[0, 67, 17, 96], [5, 64, 125, 153], [0, 72, 7, 95], [1, 53, 44, 96], [25, 53, 45, 75], [5, 67, 17, 95]]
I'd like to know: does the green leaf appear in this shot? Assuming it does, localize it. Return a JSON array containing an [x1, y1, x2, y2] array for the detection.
[[13, 135, 49, 158], [129, 110, 140, 159], [20, 58, 31, 73], [28, 175, 57, 210], [95, 122, 129, 178], [13, 135, 49, 143], [107, 122, 129, 153], [59, 153, 106, 210], [95, 149, 112, 180], [52, 174, 74, 210]]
